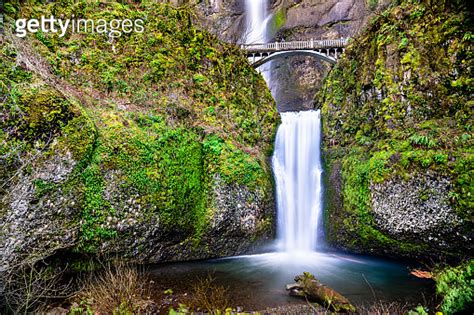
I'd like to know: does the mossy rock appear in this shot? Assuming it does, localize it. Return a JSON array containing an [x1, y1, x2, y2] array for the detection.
[[317, 0, 473, 259]]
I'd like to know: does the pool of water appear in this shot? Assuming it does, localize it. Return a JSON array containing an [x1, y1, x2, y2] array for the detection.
[[148, 250, 433, 311]]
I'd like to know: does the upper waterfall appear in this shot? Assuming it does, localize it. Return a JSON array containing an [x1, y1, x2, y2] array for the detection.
[[244, 0, 269, 44], [245, 0, 272, 84]]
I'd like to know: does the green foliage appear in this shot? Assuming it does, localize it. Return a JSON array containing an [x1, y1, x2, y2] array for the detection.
[[318, 0, 473, 255], [193, 73, 206, 84], [368, 0, 378, 11], [398, 37, 409, 50], [434, 153, 447, 165], [33, 179, 56, 198], [3, 3, 17, 16], [35, 31, 54, 51], [8, 0, 277, 150], [409, 134, 437, 148], [69, 301, 95, 315], [408, 305, 429, 315], [1, 0, 277, 257], [271, 9, 287, 32], [435, 260, 474, 314]]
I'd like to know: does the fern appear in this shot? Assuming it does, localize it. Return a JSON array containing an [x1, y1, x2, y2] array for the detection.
[[435, 260, 474, 314], [409, 134, 437, 148]]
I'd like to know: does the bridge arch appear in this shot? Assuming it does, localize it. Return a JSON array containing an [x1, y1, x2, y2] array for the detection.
[[241, 38, 348, 68], [251, 50, 338, 68]]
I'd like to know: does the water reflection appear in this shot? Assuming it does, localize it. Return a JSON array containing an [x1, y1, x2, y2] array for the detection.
[[149, 251, 433, 310]]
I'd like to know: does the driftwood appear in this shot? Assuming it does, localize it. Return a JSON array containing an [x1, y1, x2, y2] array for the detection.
[[286, 272, 356, 313]]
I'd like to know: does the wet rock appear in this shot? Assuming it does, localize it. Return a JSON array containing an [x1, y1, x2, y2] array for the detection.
[[0, 151, 79, 273], [1, 155, 274, 283], [271, 0, 392, 111], [194, 0, 246, 43], [371, 173, 462, 242]]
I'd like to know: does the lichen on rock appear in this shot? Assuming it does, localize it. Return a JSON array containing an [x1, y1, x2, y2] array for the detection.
[[371, 174, 463, 243]]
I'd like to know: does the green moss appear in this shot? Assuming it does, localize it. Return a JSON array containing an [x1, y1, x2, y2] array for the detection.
[[33, 179, 56, 198], [2, 86, 75, 143], [60, 114, 98, 161], [271, 8, 287, 33], [106, 117, 208, 234], [368, 0, 378, 11], [339, 153, 427, 252], [78, 160, 117, 253], [1, 0, 278, 261], [317, 0, 473, 256]]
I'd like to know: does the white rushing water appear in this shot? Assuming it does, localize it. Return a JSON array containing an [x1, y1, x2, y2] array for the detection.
[[245, 0, 323, 253], [245, 0, 272, 83], [245, 0, 268, 44], [272, 110, 323, 253]]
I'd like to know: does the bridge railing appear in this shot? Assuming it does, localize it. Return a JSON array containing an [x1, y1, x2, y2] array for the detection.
[[241, 38, 348, 52]]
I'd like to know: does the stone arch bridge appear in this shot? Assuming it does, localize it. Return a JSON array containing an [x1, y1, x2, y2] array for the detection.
[[241, 38, 349, 68]]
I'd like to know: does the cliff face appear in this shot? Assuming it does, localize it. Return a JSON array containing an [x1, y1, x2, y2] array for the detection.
[[195, 0, 392, 111], [195, 0, 246, 43], [0, 2, 278, 271], [270, 0, 392, 111], [316, 0, 473, 259]]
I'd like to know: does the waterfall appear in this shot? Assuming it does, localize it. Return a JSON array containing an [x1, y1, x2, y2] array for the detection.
[[272, 110, 323, 253], [245, 0, 268, 44], [245, 0, 272, 83], [245, 0, 322, 253]]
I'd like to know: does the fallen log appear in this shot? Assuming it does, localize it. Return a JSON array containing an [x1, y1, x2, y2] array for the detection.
[[286, 272, 356, 313]]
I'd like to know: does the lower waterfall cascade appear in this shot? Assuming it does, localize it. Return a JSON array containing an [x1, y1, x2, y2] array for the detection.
[[272, 110, 323, 252]]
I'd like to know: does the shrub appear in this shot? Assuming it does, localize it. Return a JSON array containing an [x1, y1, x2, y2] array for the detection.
[[75, 261, 154, 314], [2, 260, 74, 314], [435, 260, 474, 314], [184, 274, 230, 313]]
